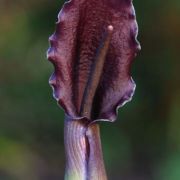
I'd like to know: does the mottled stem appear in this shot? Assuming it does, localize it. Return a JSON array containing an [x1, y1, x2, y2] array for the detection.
[[64, 26, 113, 180]]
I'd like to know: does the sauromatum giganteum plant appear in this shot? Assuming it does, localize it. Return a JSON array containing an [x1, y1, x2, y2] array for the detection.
[[47, 0, 140, 179]]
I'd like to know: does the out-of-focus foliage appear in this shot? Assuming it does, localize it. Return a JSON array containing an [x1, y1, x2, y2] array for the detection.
[[0, 0, 179, 179]]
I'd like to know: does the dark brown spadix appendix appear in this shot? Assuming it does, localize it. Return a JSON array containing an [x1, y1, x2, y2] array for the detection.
[[47, 0, 140, 122], [47, 0, 140, 179]]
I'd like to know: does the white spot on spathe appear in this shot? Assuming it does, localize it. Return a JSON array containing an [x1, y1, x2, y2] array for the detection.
[[108, 25, 114, 31]]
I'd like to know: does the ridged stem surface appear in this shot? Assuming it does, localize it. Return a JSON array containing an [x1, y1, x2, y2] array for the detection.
[[64, 116, 107, 180]]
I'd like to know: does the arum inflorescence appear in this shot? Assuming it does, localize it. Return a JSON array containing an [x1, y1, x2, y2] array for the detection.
[[47, 0, 140, 179]]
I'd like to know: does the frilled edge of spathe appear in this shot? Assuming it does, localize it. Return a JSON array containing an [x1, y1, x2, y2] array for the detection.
[[96, 78, 136, 123], [47, 0, 140, 123], [48, 77, 136, 123]]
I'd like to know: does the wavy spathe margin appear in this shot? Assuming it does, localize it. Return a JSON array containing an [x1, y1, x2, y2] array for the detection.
[[47, 0, 140, 122]]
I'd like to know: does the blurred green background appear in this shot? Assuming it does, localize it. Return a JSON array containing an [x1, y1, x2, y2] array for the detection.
[[0, 0, 180, 179]]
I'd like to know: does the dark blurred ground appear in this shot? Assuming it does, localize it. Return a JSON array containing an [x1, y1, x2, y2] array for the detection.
[[0, 0, 180, 179]]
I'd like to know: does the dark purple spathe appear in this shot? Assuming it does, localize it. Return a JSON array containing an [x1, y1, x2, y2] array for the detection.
[[47, 0, 140, 122]]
